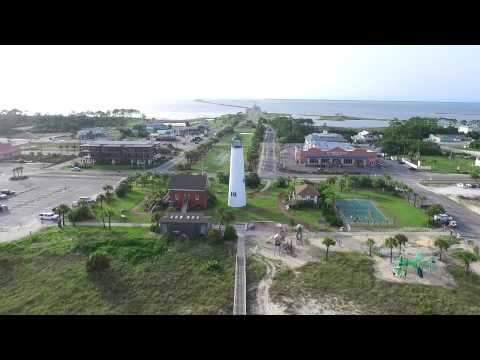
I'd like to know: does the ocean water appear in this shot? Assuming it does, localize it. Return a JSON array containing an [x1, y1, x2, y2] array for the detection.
[[149, 99, 480, 128]]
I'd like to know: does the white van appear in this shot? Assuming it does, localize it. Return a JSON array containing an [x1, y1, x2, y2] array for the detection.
[[39, 212, 59, 221]]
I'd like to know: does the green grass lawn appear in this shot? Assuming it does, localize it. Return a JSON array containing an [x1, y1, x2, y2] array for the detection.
[[206, 182, 328, 230], [192, 132, 254, 173], [420, 155, 476, 174], [337, 190, 428, 228], [270, 251, 480, 314], [92, 189, 152, 224], [0, 227, 235, 314]]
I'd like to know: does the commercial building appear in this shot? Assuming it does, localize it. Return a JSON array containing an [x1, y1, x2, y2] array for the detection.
[[80, 140, 162, 167], [146, 122, 170, 134], [29, 139, 81, 155], [158, 212, 212, 237], [77, 127, 105, 140], [458, 125, 480, 134], [304, 131, 347, 150], [428, 134, 469, 144], [351, 130, 376, 143], [168, 174, 209, 211], [0, 143, 21, 160], [295, 132, 377, 168]]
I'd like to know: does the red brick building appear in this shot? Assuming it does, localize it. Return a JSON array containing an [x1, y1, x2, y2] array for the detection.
[[295, 146, 378, 168], [0, 143, 21, 160], [168, 174, 209, 211]]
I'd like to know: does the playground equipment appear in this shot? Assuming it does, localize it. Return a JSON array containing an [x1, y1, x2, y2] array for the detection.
[[295, 224, 304, 244], [392, 252, 437, 279]]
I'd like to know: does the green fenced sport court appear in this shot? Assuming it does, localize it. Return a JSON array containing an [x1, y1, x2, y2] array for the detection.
[[335, 199, 390, 225]]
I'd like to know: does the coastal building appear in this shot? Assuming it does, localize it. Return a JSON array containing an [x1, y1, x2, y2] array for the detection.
[[437, 118, 457, 128], [80, 140, 162, 167], [146, 122, 170, 134], [428, 134, 469, 144], [304, 131, 346, 150], [0, 143, 21, 160], [168, 174, 209, 211], [158, 212, 212, 237], [458, 125, 480, 134], [292, 184, 320, 205], [246, 104, 263, 122], [77, 127, 105, 140], [351, 130, 376, 144], [30, 139, 81, 155], [228, 134, 246, 207]]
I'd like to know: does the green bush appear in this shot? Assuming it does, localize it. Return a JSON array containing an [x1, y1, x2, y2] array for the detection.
[[208, 228, 223, 242], [275, 176, 289, 188], [86, 253, 111, 273], [203, 259, 222, 273], [150, 224, 160, 233], [245, 173, 261, 188], [223, 225, 238, 241]]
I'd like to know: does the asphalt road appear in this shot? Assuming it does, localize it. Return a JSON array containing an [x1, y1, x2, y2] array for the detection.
[[384, 160, 480, 239], [257, 126, 278, 179]]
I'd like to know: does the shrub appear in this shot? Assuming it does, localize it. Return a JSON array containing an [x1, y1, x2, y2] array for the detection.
[[150, 224, 160, 233], [203, 259, 222, 273], [86, 253, 111, 273], [245, 173, 261, 188], [324, 213, 344, 227], [275, 176, 289, 188], [115, 182, 131, 198], [426, 204, 445, 217], [208, 228, 223, 242], [216, 172, 229, 184], [223, 224, 238, 241]]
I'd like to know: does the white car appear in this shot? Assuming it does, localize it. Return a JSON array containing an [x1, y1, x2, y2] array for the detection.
[[39, 212, 59, 221], [78, 196, 95, 204], [0, 194, 7, 200], [457, 183, 465, 188], [71, 167, 82, 172]]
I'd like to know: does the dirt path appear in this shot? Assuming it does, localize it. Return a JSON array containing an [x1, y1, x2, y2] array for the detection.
[[253, 256, 285, 315]]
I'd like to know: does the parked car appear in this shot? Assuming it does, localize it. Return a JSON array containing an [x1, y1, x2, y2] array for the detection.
[[78, 196, 95, 204], [39, 212, 59, 221], [457, 183, 465, 188], [0, 204, 8, 212], [0, 194, 8, 200], [0, 189, 16, 196], [448, 220, 458, 228], [71, 166, 82, 172]]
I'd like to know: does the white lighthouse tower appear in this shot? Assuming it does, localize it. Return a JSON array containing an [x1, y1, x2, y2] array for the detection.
[[228, 134, 246, 207]]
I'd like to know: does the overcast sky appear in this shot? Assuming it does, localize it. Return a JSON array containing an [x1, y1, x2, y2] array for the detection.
[[0, 45, 479, 115]]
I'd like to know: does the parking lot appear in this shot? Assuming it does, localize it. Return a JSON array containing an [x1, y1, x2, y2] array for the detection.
[[0, 162, 124, 243]]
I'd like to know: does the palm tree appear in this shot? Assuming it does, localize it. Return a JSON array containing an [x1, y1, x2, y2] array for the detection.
[[383, 173, 392, 187], [455, 250, 478, 274], [151, 210, 163, 227], [97, 194, 107, 209], [434, 238, 450, 261], [104, 209, 114, 229], [366, 238, 375, 257], [384, 237, 397, 263], [57, 204, 70, 228], [103, 185, 114, 201], [394, 234, 408, 254], [322, 237, 336, 261], [53, 207, 63, 228]]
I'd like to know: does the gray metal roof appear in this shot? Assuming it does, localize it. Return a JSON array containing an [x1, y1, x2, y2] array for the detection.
[[168, 174, 208, 191], [80, 140, 157, 148], [160, 212, 211, 223]]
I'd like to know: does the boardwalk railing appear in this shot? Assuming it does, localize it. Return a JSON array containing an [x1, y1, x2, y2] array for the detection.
[[233, 236, 246, 315]]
